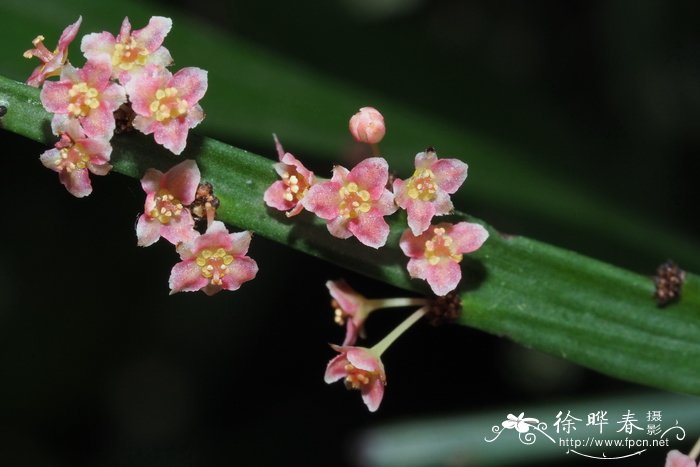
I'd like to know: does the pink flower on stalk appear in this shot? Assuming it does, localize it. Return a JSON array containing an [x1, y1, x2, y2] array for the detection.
[[400, 222, 488, 296], [263, 135, 315, 217], [136, 160, 201, 247], [327, 280, 372, 346], [40, 59, 127, 139], [324, 345, 386, 412], [393, 149, 468, 235], [24, 17, 82, 87], [126, 65, 207, 155], [39, 117, 112, 198], [665, 451, 699, 467], [302, 157, 397, 248], [349, 107, 385, 145], [169, 221, 258, 296], [81, 16, 173, 83]]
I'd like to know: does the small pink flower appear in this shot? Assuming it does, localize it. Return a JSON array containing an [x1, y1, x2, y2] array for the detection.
[[126, 65, 207, 155], [40, 59, 127, 139], [81, 16, 173, 83], [24, 16, 82, 87], [393, 149, 468, 235], [169, 221, 258, 296], [136, 160, 201, 247], [349, 107, 385, 145], [324, 344, 386, 412], [263, 135, 315, 217], [665, 451, 698, 467], [400, 222, 489, 296], [39, 117, 112, 198], [302, 157, 397, 248], [327, 280, 372, 346]]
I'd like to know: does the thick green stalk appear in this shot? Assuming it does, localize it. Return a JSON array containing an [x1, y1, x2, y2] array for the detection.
[[2, 76, 699, 395]]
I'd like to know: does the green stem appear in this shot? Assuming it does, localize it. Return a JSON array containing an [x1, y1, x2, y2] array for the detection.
[[365, 297, 426, 310], [371, 308, 425, 357]]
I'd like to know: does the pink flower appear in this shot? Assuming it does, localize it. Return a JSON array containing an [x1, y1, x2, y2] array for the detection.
[[81, 16, 173, 83], [24, 16, 82, 87], [302, 157, 397, 248], [327, 280, 372, 346], [393, 149, 468, 235], [40, 59, 127, 139], [126, 65, 207, 155], [136, 160, 201, 247], [263, 135, 315, 217], [324, 345, 386, 412], [349, 107, 385, 145], [665, 451, 698, 467], [39, 117, 112, 198], [169, 221, 258, 295], [400, 222, 489, 296]]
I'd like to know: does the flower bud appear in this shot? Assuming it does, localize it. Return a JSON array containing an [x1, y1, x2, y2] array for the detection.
[[349, 107, 385, 144]]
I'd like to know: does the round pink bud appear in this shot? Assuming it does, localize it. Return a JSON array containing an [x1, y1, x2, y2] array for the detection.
[[349, 107, 386, 144]]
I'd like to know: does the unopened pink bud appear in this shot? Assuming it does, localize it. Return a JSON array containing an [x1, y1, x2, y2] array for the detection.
[[349, 107, 385, 144]]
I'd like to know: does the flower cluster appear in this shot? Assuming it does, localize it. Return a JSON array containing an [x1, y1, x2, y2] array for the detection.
[[264, 107, 488, 296], [28, 16, 207, 197], [27, 18, 255, 295]]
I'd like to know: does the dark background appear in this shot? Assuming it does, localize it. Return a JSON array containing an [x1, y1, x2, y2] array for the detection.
[[1, 0, 699, 465]]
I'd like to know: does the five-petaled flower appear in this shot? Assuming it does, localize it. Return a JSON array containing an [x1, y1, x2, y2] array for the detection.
[[169, 221, 258, 295], [665, 451, 699, 467], [324, 345, 386, 412], [40, 58, 127, 139], [24, 16, 82, 88], [302, 157, 397, 248], [81, 16, 173, 83], [400, 222, 488, 296], [263, 135, 314, 217], [126, 64, 208, 155], [393, 149, 468, 235], [502, 413, 540, 433], [39, 117, 112, 198], [349, 107, 385, 145], [136, 159, 201, 247]]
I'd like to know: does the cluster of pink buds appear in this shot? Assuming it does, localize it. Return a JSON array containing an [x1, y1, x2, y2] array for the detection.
[[324, 280, 428, 411], [264, 106, 489, 296], [28, 16, 207, 197], [27, 18, 255, 295]]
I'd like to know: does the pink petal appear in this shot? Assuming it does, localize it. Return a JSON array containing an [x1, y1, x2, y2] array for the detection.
[[153, 117, 190, 155], [280, 152, 314, 182], [79, 59, 112, 90], [330, 165, 350, 184], [664, 451, 697, 467], [376, 188, 398, 216], [324, 353, 350, 384], [191, 221, 233, 253], [342, 321, 359, 346], [273, 134, 286, 159], [347, 157, 389, 200], [148, 46, 173, 68], [60, 168, 93, 198], [432, 158, 468, 194], [325, 280, 361, 316], [101, 82, 127, 111], [40, 81, 72, 113], [347, 212, 390, 249], [163, 159, 201, 205], [424, 260, 462, 296], [160, 210, 198, 246], [286, 203, 305, 217], [140, 168, 163, 194], [264, 180, 295, 211], [414, 150, 437, 170], [58, 16, 83, 50], [361, 378, 385, 412], [228, 231, 253, 256], [220, 256, 258, 291], [450, 222, 489, 254], [169, 259, 209, 294], [118, 17, 132, 40], [80, 31, 115, 61], [170, 67, 208, 106], [39, 148, 61, 171], [346, 348, 383, 374], [405, 199, 436, 236], [88, 162, 112, 176], [132, 16, 172, 53], [80, 104, 116, 139], [431, 190, 454, 215], [302, 182, 341, 220], [136, 214, 162, 247], [79, 138, 112, 164], [326, 216, 352, 240], [399, 229, 425, 259], [126, 65, 169, 115]]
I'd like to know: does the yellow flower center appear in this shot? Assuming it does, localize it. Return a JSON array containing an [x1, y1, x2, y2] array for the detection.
[[149, 87, 188, 122], [112, 37, 149, 70], [343, 363, 380, 390], [280, 169, 310, 203], [54, 143, 90, 173], [424, 227, 462, 265], [406, 168, 437, 201], [66, 82, 100, 117], [195, 248, 234, 286], [148, 189, 184, 224], [338, 182, 371, 219]]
